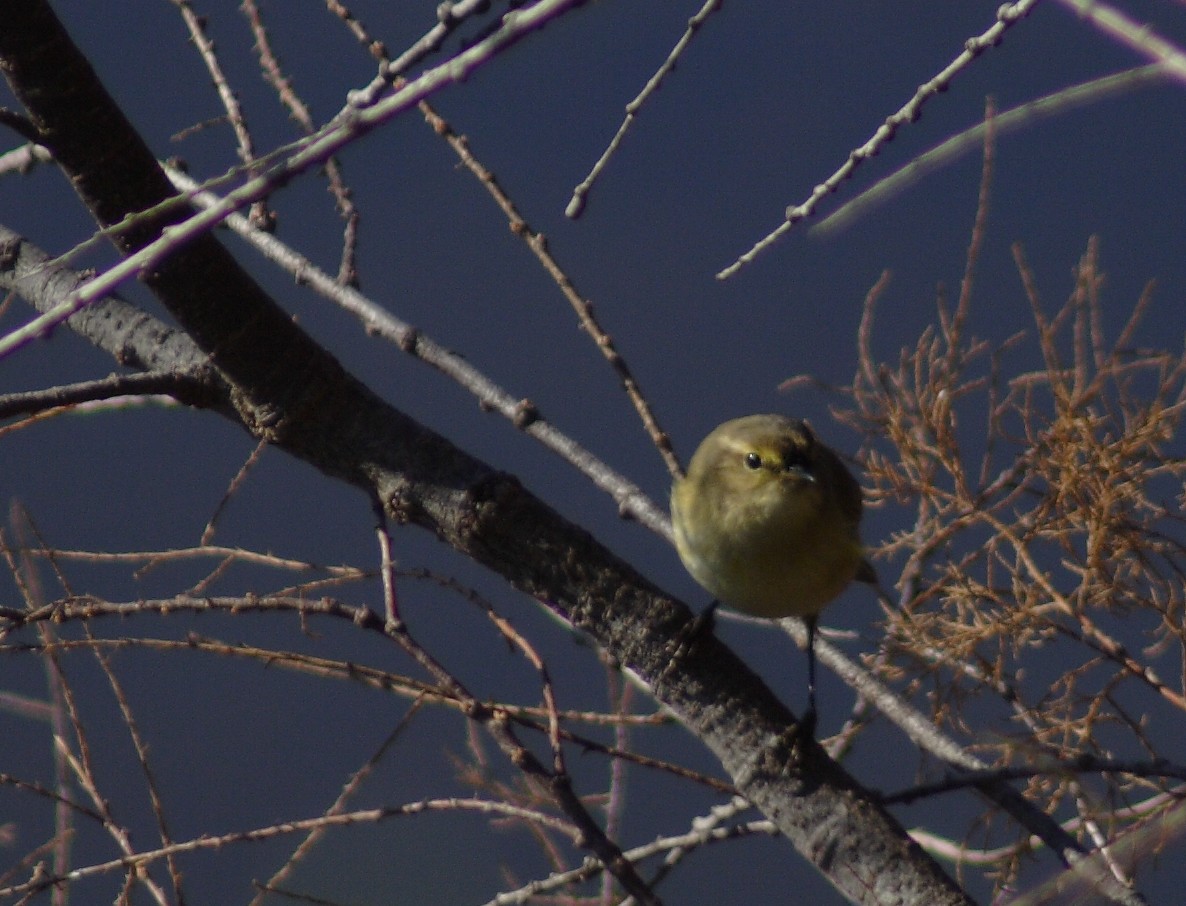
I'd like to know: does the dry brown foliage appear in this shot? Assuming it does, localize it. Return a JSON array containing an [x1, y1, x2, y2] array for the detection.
[[834, 236, 1186, 886]]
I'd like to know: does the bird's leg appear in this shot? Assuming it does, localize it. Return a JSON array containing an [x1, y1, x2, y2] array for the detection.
[[801, 614, 819, 738], [658, 600, 719, 684], [687, 599, 720, 639], [665, 599, 720, 670]]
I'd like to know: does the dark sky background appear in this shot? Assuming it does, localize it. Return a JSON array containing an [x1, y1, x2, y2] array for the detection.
[[3, 2, 1186, 904]]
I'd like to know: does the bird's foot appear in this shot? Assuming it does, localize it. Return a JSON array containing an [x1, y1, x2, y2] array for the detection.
[[662, 601, 720, 677], [798, 705, 817, 741]]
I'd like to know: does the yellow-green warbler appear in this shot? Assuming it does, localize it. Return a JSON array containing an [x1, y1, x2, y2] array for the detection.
[[671, 414, 871, 730]]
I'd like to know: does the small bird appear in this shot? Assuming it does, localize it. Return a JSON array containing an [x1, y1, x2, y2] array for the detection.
[[670, 414, 870, 731]]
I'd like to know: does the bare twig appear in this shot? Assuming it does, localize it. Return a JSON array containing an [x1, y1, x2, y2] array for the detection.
[[168, 0, 271, 228], [416, 103, 681, 478], [566, 0, 723, 220], [240, 0, 360, 281], [812, 65, 1166, 238], [716, 0, 1038, 278], [1052, 0, 1186, 81]]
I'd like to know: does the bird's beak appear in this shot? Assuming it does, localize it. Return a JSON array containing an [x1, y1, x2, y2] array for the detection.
[[783, 464, 816, 483]]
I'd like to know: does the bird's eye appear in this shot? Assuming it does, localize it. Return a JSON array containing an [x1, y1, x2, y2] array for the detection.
[[744, 452, 762, 470]]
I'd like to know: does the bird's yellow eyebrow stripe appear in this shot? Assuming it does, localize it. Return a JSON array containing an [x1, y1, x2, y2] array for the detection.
[[717, 435, 758, 457]]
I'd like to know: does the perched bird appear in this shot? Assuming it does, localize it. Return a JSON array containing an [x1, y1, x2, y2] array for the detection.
[[670, 414, 870, 730]]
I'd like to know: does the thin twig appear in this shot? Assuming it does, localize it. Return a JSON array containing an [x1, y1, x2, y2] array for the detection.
[[812, 65, 1165, 237], [168, 0, 271, 228], [418, 103, 682, 478], [248, 699, 427, 906], [0, 370, 210, 421], [716, 0, 1039, 278], [1053, 0, 1186, 81], [241, 0, 360, 281], [566, 0, 723, 220], [200, 439, 268, 546]]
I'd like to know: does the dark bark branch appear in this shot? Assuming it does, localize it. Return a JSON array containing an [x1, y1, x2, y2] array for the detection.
[[0, 225, 234, 418]]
